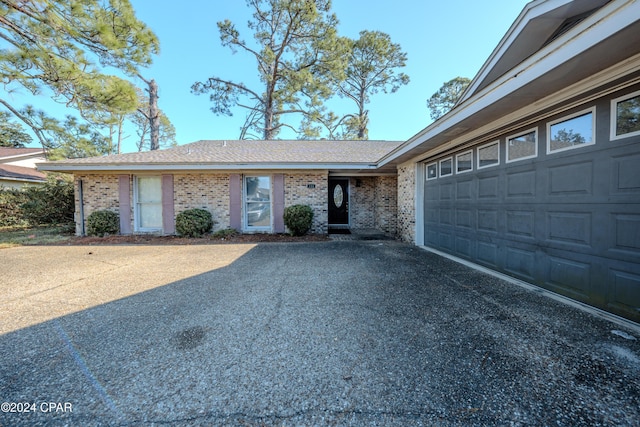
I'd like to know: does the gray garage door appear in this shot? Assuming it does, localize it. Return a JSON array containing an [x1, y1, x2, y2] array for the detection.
[[424, 124, 640, 322]]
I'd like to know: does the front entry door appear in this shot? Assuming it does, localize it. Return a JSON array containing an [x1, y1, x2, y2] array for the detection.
[[328, 178, 349, 225]]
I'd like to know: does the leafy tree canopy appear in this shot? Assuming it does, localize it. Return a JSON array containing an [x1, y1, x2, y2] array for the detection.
[[426, 76, 470, 121], [192, 0, 347, 140], [0, 0, 160, 155], [309, 30, 409, 140], [0, 111, 32, 147]]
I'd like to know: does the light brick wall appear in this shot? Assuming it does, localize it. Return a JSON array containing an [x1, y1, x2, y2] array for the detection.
[[350, 176, 398, 235], [284, 172, 328, 234], [173, 174, 230, 230], [74, 174, 121, 235], [351, 177, 376, 229], [397, 162, 416, 242], [374, 175, 397, 234]]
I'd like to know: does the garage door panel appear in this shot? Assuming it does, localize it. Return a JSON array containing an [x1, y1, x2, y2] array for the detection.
[[478, 175, 500, 199], [456, 180, 474, 200], [425, 207, 438, 224], [456, 208, 473, 228], [546, 255, 592, 299], [611, 152, 640, 194], [439, 232, 454, 251], [548, 161, 594, 196], [439, 207, 453, 225], [477, 241, 499, 267], [506, 210, 536, 238], [440, 183, 454, 200], [547, 211, 592, 247], [426, 229, 438, 246], [607, 267, 640, 318], [478, 209, 499, 232], [506, 169, 536, 198], [505, 246, 536, 281], [455, 236, 473, 258], [612, 212, 640, 254]]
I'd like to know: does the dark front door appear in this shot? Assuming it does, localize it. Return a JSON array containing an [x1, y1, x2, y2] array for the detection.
[[328, 178, 349, 225]]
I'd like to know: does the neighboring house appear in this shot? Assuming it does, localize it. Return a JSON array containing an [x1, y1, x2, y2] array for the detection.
[[40, 0, 640, 322], [0, 147, 47, 189]]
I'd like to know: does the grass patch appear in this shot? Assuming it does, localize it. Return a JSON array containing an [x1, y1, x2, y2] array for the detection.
[[0, 224, 74, 248]]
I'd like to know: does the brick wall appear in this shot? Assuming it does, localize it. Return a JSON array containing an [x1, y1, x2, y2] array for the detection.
[[284, 172, 328, 234], [350, 176, 398, 235], [74, 174, 121, 235], [374, 175, 397, 234], [173, 174, 230, 230], [397, 162, 416, 242], [350, 177, 376, 229]]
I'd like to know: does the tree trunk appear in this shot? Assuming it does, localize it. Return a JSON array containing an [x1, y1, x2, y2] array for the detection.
[[117, 118, 123, 154], [148, 79, 160, 150], [357, 84, 367, 139]]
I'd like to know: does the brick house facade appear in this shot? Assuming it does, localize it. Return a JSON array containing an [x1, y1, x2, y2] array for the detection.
[[72, 167, 398, 237]]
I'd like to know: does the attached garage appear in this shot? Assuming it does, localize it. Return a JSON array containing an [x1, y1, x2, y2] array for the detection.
[[384, 0, 640, 323], [422, 89, 640, 321]]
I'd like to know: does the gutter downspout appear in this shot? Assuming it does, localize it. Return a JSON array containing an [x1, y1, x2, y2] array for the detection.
[[78, 179, 85, 236]]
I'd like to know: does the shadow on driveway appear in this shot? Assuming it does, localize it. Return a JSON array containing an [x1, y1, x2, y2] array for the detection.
[[1, 241, 639, 426]]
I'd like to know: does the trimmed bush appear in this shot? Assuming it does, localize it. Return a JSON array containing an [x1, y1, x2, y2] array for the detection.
[[87, 210, 119, 237], [283, 204, 314, 236], [175, 208, 214, 237]]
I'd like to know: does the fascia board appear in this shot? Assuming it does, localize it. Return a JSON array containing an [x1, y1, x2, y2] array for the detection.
[[0, 151, 46, 163], [38, 162, 379, 172], [378, 0, 639, 168], [0, 176, 45, 183]]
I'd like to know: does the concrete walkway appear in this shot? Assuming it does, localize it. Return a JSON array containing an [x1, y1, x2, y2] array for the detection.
[[1, 240, 638, 426]]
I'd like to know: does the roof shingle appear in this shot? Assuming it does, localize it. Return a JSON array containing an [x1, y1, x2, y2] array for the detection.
[[40, 140, 403, 170]]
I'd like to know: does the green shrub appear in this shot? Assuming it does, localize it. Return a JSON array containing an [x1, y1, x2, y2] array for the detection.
[[175, 208, 214, 237], [21, 178, 74, 226], [283, 204, 314, 236], [0, 188, 29, 227], [211, 228, 238, 239], [87, 210, 119, 237]]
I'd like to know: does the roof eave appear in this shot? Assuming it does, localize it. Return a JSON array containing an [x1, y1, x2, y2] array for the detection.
[[38, 162, 381, 173]]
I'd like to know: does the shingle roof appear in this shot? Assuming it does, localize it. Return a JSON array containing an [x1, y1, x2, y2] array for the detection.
[[0, 147, 45, 160], [40, 140, 403, 171], [0, 164, 47, 181]]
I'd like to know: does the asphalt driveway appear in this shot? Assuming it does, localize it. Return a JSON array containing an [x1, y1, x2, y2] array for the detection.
[[1, 240, 639, 426]]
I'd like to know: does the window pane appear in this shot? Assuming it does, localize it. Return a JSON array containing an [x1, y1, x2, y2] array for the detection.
[[507, 131, 536, 161], [440, 158, 452, 176], [616, 94, 640, 136], [245, 176, 271, 228], [245, 176, 270, 201], [247, 202, 271, 227], [137, 176, 162, 230], [138, 176, 162, 203], [139, 204, 162, 229], [456, 151, 472, 173], [426, 163, 437, 180], [478, 142, 499, 168], [549, 112, 593, 152]]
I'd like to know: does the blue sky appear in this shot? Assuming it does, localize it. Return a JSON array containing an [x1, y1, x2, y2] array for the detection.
[[19, 0, 531, 152]]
